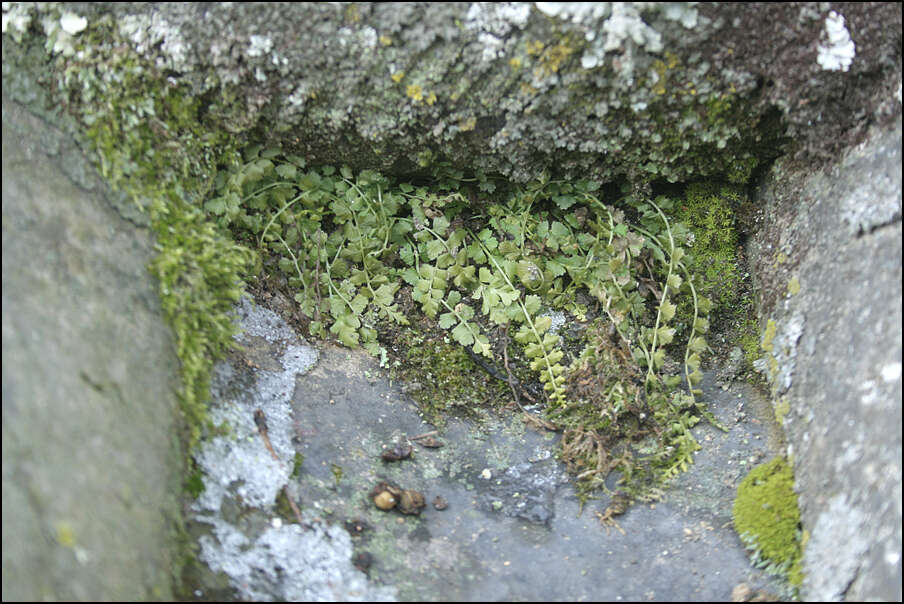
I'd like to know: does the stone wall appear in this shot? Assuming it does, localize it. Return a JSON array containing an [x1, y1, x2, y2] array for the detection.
[[748, 119, 902, 601], [2, 2, 901, 600], [1, 95, 184, 600], [4, 3, 899, 185]]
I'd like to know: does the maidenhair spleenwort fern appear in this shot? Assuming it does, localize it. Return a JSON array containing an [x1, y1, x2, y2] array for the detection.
[[203, 149, 729, 507]]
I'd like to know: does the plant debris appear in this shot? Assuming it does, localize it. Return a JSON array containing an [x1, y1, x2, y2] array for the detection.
[[414, 436, 444, 448], [380, 442, 414, 462]]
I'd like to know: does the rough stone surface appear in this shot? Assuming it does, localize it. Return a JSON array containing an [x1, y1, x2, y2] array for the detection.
[[189, 318, 788, 601], [1, 94, 183, 600], [4, 3, 900, 184], [748, 118, 902, 601], [187, 297, 396, 602], [2, 2, 901, 601]]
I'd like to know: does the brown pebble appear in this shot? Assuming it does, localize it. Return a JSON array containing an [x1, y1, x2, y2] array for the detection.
[[373, 490, 397, 510]]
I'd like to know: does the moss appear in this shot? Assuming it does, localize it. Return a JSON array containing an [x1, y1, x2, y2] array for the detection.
[[41, 11, 258, 449], [291, 452, 305, 479], [664, 180, 752, 355], [185, 469, 205, 499], [9, 8, 259, 593], [733, 456, 804, 588], [148, 196, 256, 446], [274, 488, 297, 522], [738, 317, 763, 372], [673, 182, 742, 307], [385, 323, 510, 427]]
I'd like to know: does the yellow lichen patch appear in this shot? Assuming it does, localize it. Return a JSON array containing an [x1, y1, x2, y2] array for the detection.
[[55, 521, 76, 547], [774, 397, 790, 424], [344, 3, 360, 24], [651, 51, 681, 96], [664, 50, 680, 70], [406, 84, 423, 102], [525, 39, 544, 56], [733, 457, 804, 587], [458, 117, 477, 132], [760, 319, 780, 378], [379, 35, 392, 46], [761, 319, 777, 353], [651, 59, 669, 95], [540, 43, 573, 74], [509, 57, 522, 69], [425, 92, 437, 106], [391, 71, 405, 83], [787, 276, 801, 296]]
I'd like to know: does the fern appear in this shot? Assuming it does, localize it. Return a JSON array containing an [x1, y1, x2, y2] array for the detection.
[[203, 150, 733, 508]]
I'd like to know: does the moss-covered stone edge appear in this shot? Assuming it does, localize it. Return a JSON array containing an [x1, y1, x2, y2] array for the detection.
[[732, 456, 805, 593], [4, 6, 256, 595], [23, 8, 258, 446]]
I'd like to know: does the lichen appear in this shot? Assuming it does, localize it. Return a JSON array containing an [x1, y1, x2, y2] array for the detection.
[[774, 398, 791, 425], [732, 456, 805, 589], [761, 319, 777, 354]]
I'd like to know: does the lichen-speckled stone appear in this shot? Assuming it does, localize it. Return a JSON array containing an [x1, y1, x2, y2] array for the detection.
[[9, 2, 898, 185], [749, 119, 902, 602]]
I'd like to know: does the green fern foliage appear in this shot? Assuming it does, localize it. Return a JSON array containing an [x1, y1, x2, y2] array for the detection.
[[203, 149, 728, 505]]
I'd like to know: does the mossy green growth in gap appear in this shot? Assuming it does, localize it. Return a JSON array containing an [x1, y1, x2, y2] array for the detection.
[[25, 2, 757, 512], [733, 456, 805, 590]]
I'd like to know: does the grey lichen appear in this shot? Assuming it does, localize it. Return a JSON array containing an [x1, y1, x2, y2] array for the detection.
[[7, 2, 789, 185]]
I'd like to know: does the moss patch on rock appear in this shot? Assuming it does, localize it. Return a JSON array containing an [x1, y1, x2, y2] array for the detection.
[[384, 321, 512, 427], [732, 456, 804, 588], [19, 6, 260, 447], [148, 197, 256, 446], [672, 182, 743, 308]]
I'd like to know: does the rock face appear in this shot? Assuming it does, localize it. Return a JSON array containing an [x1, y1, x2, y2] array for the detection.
[[748, 119, 902, 601], [1, 2, 901, 601], [1, 96, 183, 599], [4, 3, 899, 184]]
